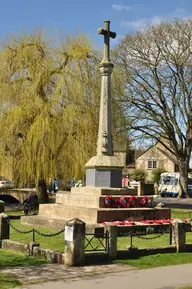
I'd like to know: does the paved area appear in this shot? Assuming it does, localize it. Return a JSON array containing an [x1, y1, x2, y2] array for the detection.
[[155, 197, 192, 209], [2, 263, 192, 289], [0, 263, 134, 284]]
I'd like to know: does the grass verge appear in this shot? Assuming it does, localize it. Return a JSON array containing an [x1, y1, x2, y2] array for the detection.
[[9, 219, 64, 252], [0, 249, 47, 268], [115, 252, 192, 269], [0, 273, 22, 289], [0, 249, 47, 289]]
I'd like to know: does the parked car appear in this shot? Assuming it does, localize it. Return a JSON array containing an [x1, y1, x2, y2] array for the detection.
[[158, 172, 192, 197], [0, 177, 14, 189]]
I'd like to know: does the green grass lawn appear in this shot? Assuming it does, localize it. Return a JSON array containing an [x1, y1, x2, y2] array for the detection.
[[0, 274, 22, 289], [171, 209, 192, 219], [8, 219, 174, 251], [0, 249, 47, 268], [9, 219, 65, 252], [115, 252, 192, 269], [0, 249, 47, 289]]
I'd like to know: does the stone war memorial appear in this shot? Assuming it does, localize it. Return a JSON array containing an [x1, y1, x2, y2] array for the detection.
[[22, 21, 170, 230]]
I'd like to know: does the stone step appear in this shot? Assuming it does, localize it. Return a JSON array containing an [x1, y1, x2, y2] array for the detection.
[[70, 187, 137, 196], [20, 215, 103, 232], [56, 193, 154, 208], [38, 203, 170, 224]]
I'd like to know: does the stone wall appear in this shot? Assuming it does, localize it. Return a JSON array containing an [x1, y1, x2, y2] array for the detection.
[[2, 240, 64, 264], [0, 189, 29, 203]]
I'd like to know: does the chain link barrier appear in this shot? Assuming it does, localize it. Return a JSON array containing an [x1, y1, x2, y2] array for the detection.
[[135, 230, 167, 240], [4, 217, 64, 241], [119, 228, 169, 239], [5, 217, 34, 234], [118, 226, 170, 246], [34, 228, 64, 237]]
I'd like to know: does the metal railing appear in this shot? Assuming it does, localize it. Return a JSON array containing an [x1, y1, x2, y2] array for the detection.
[[5, 217, 64, 243], [85, 231, 109, 252], [118, 226, 171, 247]]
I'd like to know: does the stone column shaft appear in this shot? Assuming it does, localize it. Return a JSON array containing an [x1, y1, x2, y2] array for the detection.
[[97, 62, 114, 156]]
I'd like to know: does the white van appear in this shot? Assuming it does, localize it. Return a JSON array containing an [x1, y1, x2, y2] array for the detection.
[[158, 172, 192, 197]]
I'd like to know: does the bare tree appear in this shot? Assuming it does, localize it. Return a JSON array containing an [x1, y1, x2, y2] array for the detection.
[[114, 19, 192, 197]]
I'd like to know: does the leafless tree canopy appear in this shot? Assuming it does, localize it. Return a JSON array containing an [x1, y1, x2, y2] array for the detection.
[[114, 19, 192, 197]]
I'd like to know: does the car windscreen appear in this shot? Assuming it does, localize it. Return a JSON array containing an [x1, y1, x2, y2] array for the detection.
[[160, 176, 178, 186]]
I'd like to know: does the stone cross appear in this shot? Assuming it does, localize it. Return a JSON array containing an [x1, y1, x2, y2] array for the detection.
[[96, 20, 116, 156], [98, 20, 116, 61], [85, 21, 123, 187]]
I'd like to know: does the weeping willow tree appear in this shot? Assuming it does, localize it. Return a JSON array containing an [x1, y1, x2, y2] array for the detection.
[[0, 31, 128, 201]]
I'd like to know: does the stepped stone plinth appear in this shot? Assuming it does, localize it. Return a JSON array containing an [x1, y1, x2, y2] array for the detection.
[[21, 187, 170, 229]]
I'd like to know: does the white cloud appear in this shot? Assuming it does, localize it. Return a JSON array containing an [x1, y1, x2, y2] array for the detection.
[[112, 4, 132, 12], [172, 8, 188, 18], [120, 7, 192, 32], [150, 16, 163, 26], [121, 17, 163, 31], [121, 19, 149, 31]]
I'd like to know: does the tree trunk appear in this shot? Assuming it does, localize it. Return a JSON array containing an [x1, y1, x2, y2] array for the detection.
[[36, 179, 48, 203], [178, 158, 189, 198]]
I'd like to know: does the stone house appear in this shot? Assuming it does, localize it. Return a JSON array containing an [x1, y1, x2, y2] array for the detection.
[[126, 142, 179, 181]]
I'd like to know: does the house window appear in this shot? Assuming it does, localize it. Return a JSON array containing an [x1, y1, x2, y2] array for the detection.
[[148, 160, 157, 169]]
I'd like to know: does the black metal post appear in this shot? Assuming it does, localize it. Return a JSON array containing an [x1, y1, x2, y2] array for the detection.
[[169, 225, 172, 245], [33, 228, 35, 242], [130, 234, 133, 247], [105, 229, 109, 252]]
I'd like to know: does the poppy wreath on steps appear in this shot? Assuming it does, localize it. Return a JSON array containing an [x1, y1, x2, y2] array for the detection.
[[140, 196, 150, 207], [104, 195, 115, 208], [119, 196, 129, 208], [115, 198, 121, 208], [128, 196, 138, 208]]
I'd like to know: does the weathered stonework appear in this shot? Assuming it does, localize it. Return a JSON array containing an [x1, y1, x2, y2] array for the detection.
[[64, 218, 85, 266], [85, 20, 123, 187], [171, 220, 186, 252], [2, 239, 64, 263]]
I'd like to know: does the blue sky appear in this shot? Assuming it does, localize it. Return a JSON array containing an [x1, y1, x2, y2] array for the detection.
[[1, 0, 192, 48]]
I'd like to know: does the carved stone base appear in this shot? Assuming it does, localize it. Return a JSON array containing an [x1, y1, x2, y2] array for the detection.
[[85, 155, 123, 188], [85, 168, 121, 187]]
